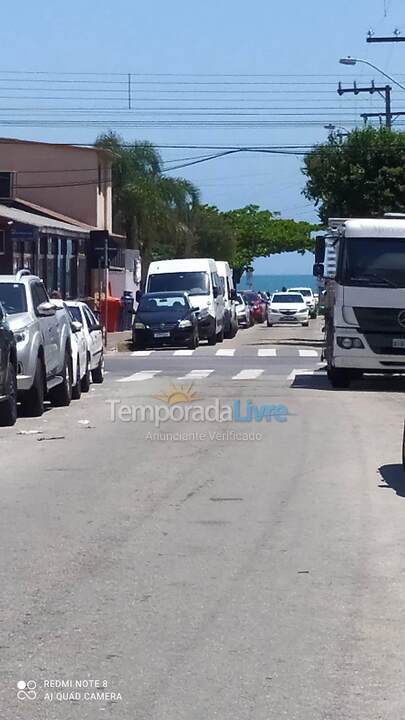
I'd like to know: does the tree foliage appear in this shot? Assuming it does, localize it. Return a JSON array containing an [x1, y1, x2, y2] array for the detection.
[[303, 127, 405, 224]]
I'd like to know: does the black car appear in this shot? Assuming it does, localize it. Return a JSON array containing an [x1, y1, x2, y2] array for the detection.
[[133, 291, 199, 350], [0, 302, 17, 426]]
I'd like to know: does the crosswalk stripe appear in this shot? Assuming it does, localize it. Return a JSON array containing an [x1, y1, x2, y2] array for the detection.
[[177, 369, 215, 379], [258, 348, 277, 357], [117, 370, 161, 383], [173, 349, 195, 356], [288, 368, 314, 381], [131, 350, 152, 357], [216, 349, 235, 356], [298, 349, 318, 357], [232, 369, 264, 380]]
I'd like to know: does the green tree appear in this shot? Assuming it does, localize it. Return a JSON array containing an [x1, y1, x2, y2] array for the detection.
[[95, 132, 200, 278], [303, 127, 405, 223], [224, 205, 316, 282]]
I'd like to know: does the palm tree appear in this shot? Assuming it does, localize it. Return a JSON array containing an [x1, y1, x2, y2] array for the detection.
[[95, 132, 200, 280]]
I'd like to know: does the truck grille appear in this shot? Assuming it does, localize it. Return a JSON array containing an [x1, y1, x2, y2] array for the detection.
[[354, 307, 405, 332]]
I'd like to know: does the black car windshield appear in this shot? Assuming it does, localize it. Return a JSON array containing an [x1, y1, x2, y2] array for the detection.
[[0, 283, 27, 314], [341, 237, 405, 288], [68, 306, 82, 323], [272, 294, 303, 303], [148, 272, 209, 295], [139, 295, 188, 312]]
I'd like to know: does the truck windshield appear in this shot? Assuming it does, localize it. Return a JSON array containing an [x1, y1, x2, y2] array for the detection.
[[0, 282, 28, 314], [341, 237, 405, 288], [148, 272, 209, 295]]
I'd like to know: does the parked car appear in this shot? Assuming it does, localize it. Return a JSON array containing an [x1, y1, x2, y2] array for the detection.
[[216, 260, 238, 338], [0, 271, 72, 416], [53, 300, 87, 400], [241, 291, 267, 323], [235, 293, 252, 327], [0, 302, 17, 426], [66, 301, 104, 385], [146, 258, 225, 345], [267, 292, 309, 327], [133, 291, 199, 350], [287, 287, 317, 318]]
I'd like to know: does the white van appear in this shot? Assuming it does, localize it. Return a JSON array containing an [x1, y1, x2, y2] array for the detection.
[[216, 261, 238, 338], [146, 258, 225, 345]]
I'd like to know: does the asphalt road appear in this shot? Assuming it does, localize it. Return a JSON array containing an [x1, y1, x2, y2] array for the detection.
[[1, 318, 405, 719]]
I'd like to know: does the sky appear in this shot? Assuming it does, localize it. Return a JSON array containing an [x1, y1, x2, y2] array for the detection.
[[0, 0, 404, 273]]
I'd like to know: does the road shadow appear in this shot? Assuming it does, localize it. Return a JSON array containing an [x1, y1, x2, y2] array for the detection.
[[291, 371, 405, 393], [378, 464, 405, 497]]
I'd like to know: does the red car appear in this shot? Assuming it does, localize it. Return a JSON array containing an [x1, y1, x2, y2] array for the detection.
[[241, 291, 267, 323]]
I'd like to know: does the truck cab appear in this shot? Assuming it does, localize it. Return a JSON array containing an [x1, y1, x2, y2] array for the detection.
[[315, 218, 405, 388]]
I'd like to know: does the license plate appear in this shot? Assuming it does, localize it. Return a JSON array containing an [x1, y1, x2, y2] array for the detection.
[[393, 338, 405, 348], [154, 331, 170, 338]]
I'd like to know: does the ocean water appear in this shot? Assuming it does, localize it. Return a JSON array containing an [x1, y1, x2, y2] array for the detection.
[[237, 274, 318, 293]]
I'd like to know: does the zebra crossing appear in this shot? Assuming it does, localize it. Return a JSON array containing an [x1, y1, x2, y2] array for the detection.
[[131, 347, 320, 358], [115, 367, 326, 384]]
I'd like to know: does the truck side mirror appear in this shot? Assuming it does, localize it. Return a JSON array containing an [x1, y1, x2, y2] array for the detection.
[[313, 262, 324, 278], [315, 236, 326, 263]]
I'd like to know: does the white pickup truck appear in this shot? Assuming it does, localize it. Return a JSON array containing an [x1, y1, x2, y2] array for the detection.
[[0, 270, 73, 416]]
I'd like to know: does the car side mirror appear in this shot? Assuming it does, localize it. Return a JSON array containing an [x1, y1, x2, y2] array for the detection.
[[71, 320, 83, 334], [37, 301, 57, 317], [136, 290, 143, 303], [313, 262, 324, 278], [213, 287, 219, 299]]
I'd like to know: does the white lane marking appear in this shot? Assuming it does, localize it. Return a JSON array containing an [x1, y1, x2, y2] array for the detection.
[[117, 370, 161, 383], [177, 369, 215, 379], [288, 368, 327, 381], [216, 349, 235, 356], [131, 350, 152, 357], [173, 350, 195, 356], [299, 349, 318, 357], [232, 369, 264, 380], [258, 348, 277, 357]]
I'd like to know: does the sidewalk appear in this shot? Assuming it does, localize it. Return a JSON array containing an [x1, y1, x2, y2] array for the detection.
[[105, 330, 132, 352]]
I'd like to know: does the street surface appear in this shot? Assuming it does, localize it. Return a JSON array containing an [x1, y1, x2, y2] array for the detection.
[[1, 319, 405, 719]]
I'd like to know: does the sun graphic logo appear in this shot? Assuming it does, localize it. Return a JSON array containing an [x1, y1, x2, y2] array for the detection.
[[155, 383, 202, 406]]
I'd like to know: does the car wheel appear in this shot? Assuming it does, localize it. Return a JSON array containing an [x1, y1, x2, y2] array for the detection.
[[50, 349, 73, 407], [21, 356, 45, 417], [327, 367, 352, 389], [217, 326, 224, 343], [302, 321, 309, 327], [92, 352, 105, 384], [266, 319, 272, 327], [207, 330, 217, 346], [81, 355, 91, 393], [0, 361, 17, 426], [72, 357, 82, 400]]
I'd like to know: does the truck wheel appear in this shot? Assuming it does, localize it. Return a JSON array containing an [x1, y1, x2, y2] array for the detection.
[[327, 367, 352, 389], [21, 356, 45, 417], [81, 355, 91, 393], [72, 357, 82, 400], [92, 352, 105, 384], [0, 361, 17, 426], [50, 350, 72, 407]]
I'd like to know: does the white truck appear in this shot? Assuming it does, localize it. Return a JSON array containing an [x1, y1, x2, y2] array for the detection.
[[314, 217, 405, 388]]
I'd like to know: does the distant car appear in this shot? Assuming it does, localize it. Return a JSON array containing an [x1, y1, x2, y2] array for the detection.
[[133, 291, 199, 350], [0, 302, 17, 426], [241, 291, 267, 323], [267, 292, 309, 327], [287, 287, 317, 318], [66, 301, 104, 386], [235, 293, 251, 327]]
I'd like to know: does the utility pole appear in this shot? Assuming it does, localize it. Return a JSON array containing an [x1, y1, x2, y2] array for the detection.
[[337, 81, 393, 128]]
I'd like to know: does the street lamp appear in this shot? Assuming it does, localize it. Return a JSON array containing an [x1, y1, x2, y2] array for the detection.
[[339, 57, 405, 92]]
